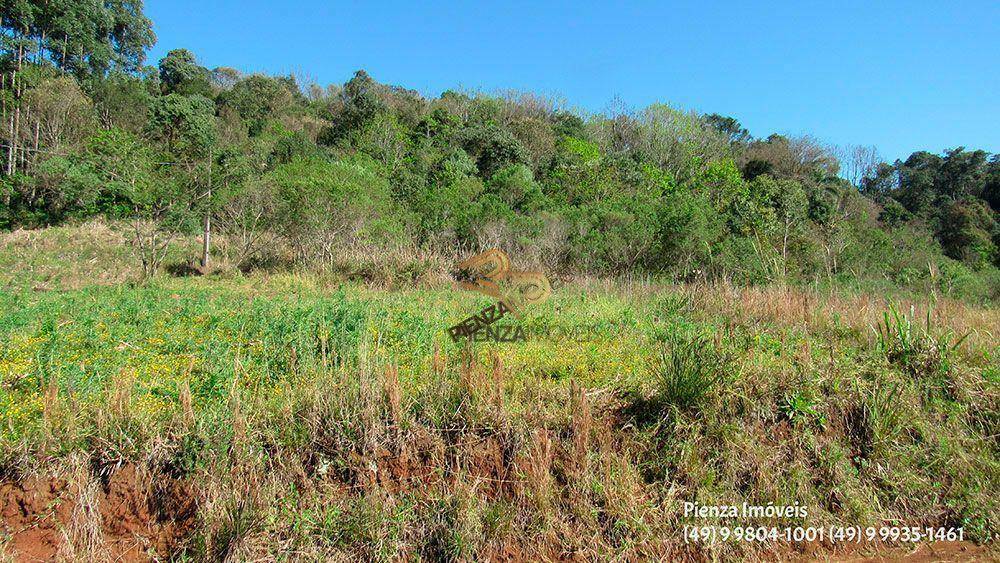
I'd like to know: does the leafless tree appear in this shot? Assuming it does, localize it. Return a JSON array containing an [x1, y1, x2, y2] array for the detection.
[[217, 181, 279, 269], [210, 67, 242, 91], [839, 144, 881, 188], [23, 77, 94, 150], [132, 213, 180, 280]]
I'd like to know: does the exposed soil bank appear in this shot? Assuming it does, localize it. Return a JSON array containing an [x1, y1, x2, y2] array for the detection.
[[0, 465, 195, 561]]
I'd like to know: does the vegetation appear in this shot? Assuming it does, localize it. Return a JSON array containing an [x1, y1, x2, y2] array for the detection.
[[0, 3, 998, 302], [0, 1, 997, 560], [0, 226, 997, 560]]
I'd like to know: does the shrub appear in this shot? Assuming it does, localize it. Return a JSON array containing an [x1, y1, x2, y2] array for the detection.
[[268, 157, 409, 264]]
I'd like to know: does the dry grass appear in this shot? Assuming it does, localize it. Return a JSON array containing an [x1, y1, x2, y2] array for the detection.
[[0, 219, 143, 289], [570, 380, 591, 479], [58, 458, 108, 561], [669, 282, 999, 352], [1, 225, 997, 561], [383, 363, 402, 427]]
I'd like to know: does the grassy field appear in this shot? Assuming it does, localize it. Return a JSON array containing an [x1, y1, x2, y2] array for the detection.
[[0, 223, 998, 561]]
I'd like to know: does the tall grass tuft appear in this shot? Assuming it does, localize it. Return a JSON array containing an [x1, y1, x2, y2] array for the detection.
[[60, 458, 108, 561], [178, 358, 196, 431], [383, 364, 402, 427], [846, 381, 904, 461], [524, 428, 554, 516], [872, 304, 969, 377], [489, 351, 505, 413], [570, 380, 591, 478], [650, 334, 731, 413]]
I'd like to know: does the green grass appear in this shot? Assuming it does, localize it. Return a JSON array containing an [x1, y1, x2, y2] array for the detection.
[[0, 224, 998, 559]]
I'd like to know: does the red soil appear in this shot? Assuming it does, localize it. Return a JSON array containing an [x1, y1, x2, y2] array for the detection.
[[0, 464, 195, 562]]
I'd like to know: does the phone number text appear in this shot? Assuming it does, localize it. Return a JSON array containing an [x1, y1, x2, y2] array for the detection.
[[683, 525, 964, 544]]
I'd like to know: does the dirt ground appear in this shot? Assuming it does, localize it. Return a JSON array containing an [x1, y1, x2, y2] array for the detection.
[[0, 465, 195, 562]]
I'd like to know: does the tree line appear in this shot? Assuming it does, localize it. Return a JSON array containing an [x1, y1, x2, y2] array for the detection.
[[1, 1, 998, 299]]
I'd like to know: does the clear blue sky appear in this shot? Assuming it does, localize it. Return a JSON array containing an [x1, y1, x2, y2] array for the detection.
[[146, 0, 998, 163]]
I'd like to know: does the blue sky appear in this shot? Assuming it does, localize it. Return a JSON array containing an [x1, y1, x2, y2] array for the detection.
[[146, 1, 998, 163]]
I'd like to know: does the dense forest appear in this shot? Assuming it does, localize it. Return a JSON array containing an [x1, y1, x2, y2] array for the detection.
[[1, 1, 998, 300]]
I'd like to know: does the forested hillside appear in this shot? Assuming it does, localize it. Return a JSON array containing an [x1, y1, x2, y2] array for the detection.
[[1, 2, 997, 301]]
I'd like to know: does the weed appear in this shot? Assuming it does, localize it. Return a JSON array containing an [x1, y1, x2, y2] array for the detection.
[[780, 389, 824, 427], [872, 304, 969, 378], [650, 334, 732, 413]]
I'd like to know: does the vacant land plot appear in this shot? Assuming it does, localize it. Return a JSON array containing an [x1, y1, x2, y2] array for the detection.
[[0, 227, 997, 561]]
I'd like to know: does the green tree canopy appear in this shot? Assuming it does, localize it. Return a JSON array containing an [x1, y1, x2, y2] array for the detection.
[[158, 48, 210, 95], [1, 0, 154, 75], [147, 93, 216, 158]]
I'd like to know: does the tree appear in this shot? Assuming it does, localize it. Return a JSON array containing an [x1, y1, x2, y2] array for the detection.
[[572, 189, 663, 272], [335, 70, 385, 135], [892, 148, 993, 213], [268, 157, 405, 263], [487, 163, 544, 211], [878, 198, 909, 227], [217, 75, 293, 135], [1, 0, 155, 76], [347, 112, 407, 172], [147, 93, 216, 268], [984, 156, 1000, 212], [147, 93, 216, 157], [656, 189, 725, 279], [741, 134, 838, 181], [460, 124, 529, 178], [22, 76, 95, 149], [158, 48, 210, 95], [860, 162, 898, 199], [552, 110, 586, 139], [840, 144, 880, 188], [593, 104, 730, 182], [408, 149, 483, 246], [84, 70, 154, 133], [30, 155, 100, 221], [751, 174, 808, 279], [510, 117, 556, 172], [937, 199, 997, 267], [894, 151, 942, 214], [210, 66, 242, 90], [86, 128, 184, 278], [213, 147, 275, 268], [938, 147, 990, 200], [268, 131, 321, 168], [704, 113, 751, 145]]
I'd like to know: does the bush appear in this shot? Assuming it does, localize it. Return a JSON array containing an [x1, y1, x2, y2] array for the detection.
[[268, 157, 410, 263]]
